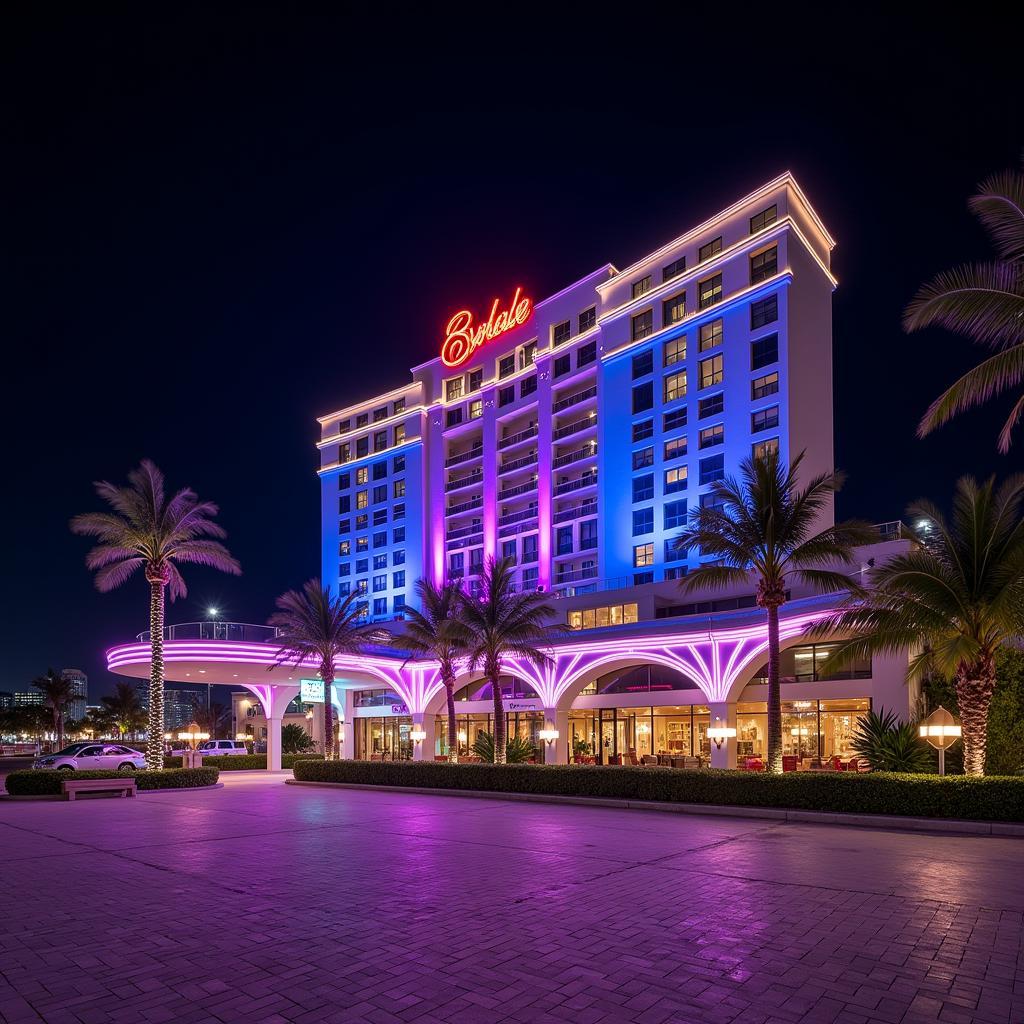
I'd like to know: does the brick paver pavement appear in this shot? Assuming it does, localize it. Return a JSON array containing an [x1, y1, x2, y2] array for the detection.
[[1, 772, 1022, 1024]]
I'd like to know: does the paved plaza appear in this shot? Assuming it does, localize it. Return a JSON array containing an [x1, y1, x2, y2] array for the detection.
[[1, 773, 1022, 1024]]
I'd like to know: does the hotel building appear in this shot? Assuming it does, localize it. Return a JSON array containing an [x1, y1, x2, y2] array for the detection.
[[108, 174, 917, 770]]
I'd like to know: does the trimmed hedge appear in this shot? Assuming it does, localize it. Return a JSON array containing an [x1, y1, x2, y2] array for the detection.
[[162, 754, 324, 770], [290, 759, 1024, 823], [5, 767, 219, 797]]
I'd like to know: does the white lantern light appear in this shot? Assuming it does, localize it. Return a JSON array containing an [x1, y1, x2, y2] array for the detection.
[[538, 728, 560, 745], [409, 728, 427, 743], [919, 706, 961, 776], [707, 717, 736, 750]]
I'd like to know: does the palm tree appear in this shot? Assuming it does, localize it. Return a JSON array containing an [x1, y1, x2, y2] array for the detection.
[[390, 578, 471, 762], [457, 557, 561, 764], [675, 450, 878, 773], [269, 579, 386, 759], [32, 669, 76, 751], [813, 475, 1024, 776], [100, 681, 147, 739], [194, 700, 230, 739], [905, 162, 1024, 452], [71, 460, 241, 769]]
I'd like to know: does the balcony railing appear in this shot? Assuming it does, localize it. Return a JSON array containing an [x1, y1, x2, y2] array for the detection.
[[446, 524, 483, 541], [554, 565, 599, 586], [445, 446, 483, 468], [447, 496, 483, 515], [552, 415, 596, 441], [498, 425, 538, 449], [551, 384, 597, 413], [137, 621, 280, 643], [445, 471, 483, 492], [554, 473, 597, 495], [875, 520, 907, 541], [498, 507, 538, 528], [552, 444, 597, 469], [497, 480, 538, 501], [553, 501, 597, 524], [552, 575, 630, 598], [499, 452, 537, 475]]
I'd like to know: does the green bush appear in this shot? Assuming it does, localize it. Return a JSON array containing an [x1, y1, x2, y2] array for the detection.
[[161, 753, 323, 771], [282, 723, 316, 753], [472, 731, 536, 764], [851, 707, 931, 772], [5, 767, 219, 796], [290, 759, 1024, 822]]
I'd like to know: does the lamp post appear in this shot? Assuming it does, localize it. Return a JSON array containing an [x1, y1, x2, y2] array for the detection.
[[919, 705, 962, 777], [177, 721, 210, 768]]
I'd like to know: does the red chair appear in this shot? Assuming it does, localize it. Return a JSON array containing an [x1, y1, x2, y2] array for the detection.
[[782, 755, 799, 772]]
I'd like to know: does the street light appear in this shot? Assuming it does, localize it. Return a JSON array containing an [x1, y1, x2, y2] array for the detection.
[[177, 722, 210, 750], [919, 706, 961, 776]]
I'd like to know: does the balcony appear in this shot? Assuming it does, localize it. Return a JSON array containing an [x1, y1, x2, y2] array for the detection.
[[554, 565, 599, 586], [552, 414, 596, 441], [498, 424, 538, 450], [553, 500, 597, 524], [554, 472, 597, 496], [498, 507, 538, 528], [447, 495, 483, 515], [497, 479, 538, 501], [446, 524, 483, 542], [552, 443, 597, 469], [445, 446, 483, 468], [498, 452, 538, 475], [552, 384, 597, 414], [137, 621, 281, 643], [445, 471, 483, 493]]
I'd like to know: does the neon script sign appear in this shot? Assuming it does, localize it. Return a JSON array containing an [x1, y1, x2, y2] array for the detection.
[[440, 287, 532, 367]]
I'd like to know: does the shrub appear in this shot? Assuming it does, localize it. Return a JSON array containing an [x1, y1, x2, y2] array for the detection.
[[160, 753, 323, 771], [472, 731, 535, 764], [290, 759, 1024, 822], [851, 708, 931, 772], [282, 723, 316, 753], [5, 767, 219, 797]]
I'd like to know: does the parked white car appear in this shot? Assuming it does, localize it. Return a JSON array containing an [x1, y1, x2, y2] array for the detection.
[[195, 740, 249, 756], [33, 743, 146, 772]]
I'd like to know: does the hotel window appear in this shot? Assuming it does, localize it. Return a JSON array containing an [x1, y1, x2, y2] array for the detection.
[[632, 419, 653, 442], [632, 309, 653, 341], [469, 399, 483, 419], [664, 499, 688, 529], [752, 406, 780, 433], [373, 430, 387, 452], [750, 204, 778, 233], [665, 466, 688, 493], [520, 375, 538, 398], [356, 490, 368, 510], [663, 336, 686, 365], [699, 393, 724, 420], [752, 372, 779, 400], [556, 525, 573, 555], [338, 472, 350, 490], [498, 385, 515, 407], [356, 557, 368, 571], [698, 274, 722, 309], [663, 255, 686, 282], [339, 495, 351, 514], [664, 540, 684, 563], [372, 485, 386, 504], [446, 408, 463, 428], [356, 437, 369, 457], [356, 514, 368, 529], [522, 566, 539, 589], [449, 552, 464, 577], [393, 594, 406, 613], [392, 455, 405, 474], [632, 446, 654, 470], [470, 550, 483, 574], [632, 275, 652, 299], [751, 294, 778, 329], [632, 349, 653, 379], [699, 354, 724, 389], [339, 519, 351, 534], [394, 423, 406, 444], [339, 562, 351, 577], [373, 553, 387, 570], [393, 526, 405, 543], [700, 491, 726, 511], [519, 341, 538, 368], [632, 474, 654, 502], [578, 306, 596, 333], [663, 293, 686, 327], [393, 548, 405, 565], [664, 436, 687, 461], [578, 340, 597, 367], [750, 245, 778, 285], [373, 406, 387, 422], [698, 237, 723, 263], [393, 479, 406, 498], [567, 602, 638, 631], [372, 574, 387, 594], [356, 413, 369, 427], [337, 418, 351, 433], [393, 398, 405, 415], [522, 534, 538, 563], [699, 319, 723, 351], [751, 333, 779, 370], [553, 320, 571, 346], [498, 354, 516, 379], [356, 467, 369, 485], [580, 519, 597, 550], [372, 598, 387, 616], [340, 442, 351, 463], [753, 437, 779, 460], [664, 407, 687, 432], [338, 582, 351, 596], [339, 539, 351, 556], [446, 378, 464, 402], [699, 424, 724, 449], [699, 453, 725, 484], [632, 508, 654, 536], [372, 460, 387, 480], [393, 570, 406, 589], [468, 368, 483, 392], [633, 381, 654, 414], [373, 509, 387, 526], [634, 571, 654, 585], [554, 353, 571, 378], [664, 370, 687, 403], [502, 539, 516, 561], [633, 542, 654, 568]]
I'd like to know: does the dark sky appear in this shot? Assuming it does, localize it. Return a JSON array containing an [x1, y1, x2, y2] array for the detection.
[[4, 12, 1022, 700]]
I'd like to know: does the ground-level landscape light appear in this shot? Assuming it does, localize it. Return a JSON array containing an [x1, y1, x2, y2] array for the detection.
[[919, 706, 961, 776], [539, 728, 559, 746], [708, 717, 736, 750]]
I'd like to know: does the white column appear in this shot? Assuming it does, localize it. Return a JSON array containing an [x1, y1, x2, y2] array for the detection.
[[709, 701, 738, 770], [267, 713, 283, 771], [340, 689, 356, 760], [543, 707, 570, 764], [411, 713, 436, 762]]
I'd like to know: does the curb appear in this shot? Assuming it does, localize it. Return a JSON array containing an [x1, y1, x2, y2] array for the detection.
[[0, 783, 223, 801], [284, 780, 1024, 837]]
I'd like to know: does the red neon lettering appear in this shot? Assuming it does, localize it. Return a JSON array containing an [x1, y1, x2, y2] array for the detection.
[[440, 287, 533, 367]]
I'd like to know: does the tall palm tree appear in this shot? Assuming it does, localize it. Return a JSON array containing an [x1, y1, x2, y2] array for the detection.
[[457, 557, 561, 764], [906, 162, 1024, 452], [100, 681, 147, 739], [813, 475, 1024, 776], [32, 669, 76, 751], [390, 578, 471, 762], [269, 579, 386, 759], [71, 460, 241, 769], [675, 450, 877, 773]]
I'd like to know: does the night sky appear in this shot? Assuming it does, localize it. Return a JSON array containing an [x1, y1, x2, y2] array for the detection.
[[4, 13, 1022, 701]]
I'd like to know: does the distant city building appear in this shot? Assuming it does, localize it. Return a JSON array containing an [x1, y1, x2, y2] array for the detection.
[[60, 668, 88, 722], [13, 691, 44, 707], [0, 692, 13, 710], [139, 686, 200, 732]]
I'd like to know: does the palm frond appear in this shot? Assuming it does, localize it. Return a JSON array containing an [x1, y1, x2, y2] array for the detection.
[[968, 167, 1024, 261]]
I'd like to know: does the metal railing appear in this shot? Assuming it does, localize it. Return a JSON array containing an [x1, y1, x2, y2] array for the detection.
[[497, 480, 537, 501], [554, 473, 597, 495], [554, 565, 599, 586], [446, 523, 483, 541], [552, 415, 596, 441], [552, 444, 597, 469], [136, 621, 281, 643], [447, 496, 483, 515], [498, 507, 538, 528], [445, 446, 483, 468], [551, 384, 597, 413], [445, 472, 483, 492], [499, 452, 537, 475], [498, 425, 538, 449], [553, 501, 597, 524]]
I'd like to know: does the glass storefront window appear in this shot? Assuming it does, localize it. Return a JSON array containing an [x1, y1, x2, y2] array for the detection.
[[733, 699, 871, 761], [433, 712, 543, 761], [354, 716, 412, 760]]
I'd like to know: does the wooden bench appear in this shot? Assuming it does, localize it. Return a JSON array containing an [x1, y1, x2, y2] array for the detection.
[[62, 777, 137, 801]]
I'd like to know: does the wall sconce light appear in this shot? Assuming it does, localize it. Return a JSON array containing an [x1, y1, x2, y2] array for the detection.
[[707, 717, 736, 750], [410, 728, 427, 744], [538, 728, 559, 746]]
